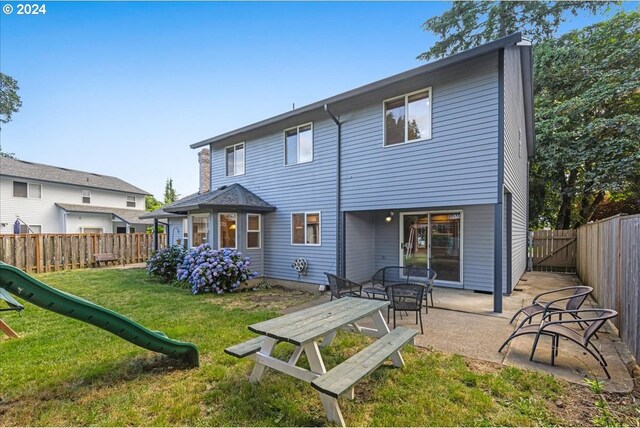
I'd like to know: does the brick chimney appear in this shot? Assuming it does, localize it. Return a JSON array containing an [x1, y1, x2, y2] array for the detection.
[[198, 148, 210, 194]]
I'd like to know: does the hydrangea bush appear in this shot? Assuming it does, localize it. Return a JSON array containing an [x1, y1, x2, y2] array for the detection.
[[146, 245, 187, 283], [177, 243, 257, 294]]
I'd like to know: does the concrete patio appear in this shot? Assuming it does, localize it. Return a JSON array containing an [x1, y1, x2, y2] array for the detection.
[[284, 271, 636, 393]]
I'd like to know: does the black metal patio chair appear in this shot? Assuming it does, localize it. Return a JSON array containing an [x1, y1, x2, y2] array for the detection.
[[366, 266, 437, 312], [385, 283, 425, 334], [324, 273, 362, 301], [499, 309, 617, 378], [510, 285, 593, 329]]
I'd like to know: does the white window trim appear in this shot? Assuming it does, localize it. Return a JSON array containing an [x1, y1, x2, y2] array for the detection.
[[81, 227, 104, 233], [283, 122, 314, 166], [225, 142, 245, 177], [13, 181, 42, 199], [126, 195, 136, 208], [190, 213, 210, 248], [82, 189, 91, 204], [398, 209, 464, 286], [218, 212, 237, 249], [382, 87, 432, 147], [246, 213, 261, 249], [290, 211, 322, 246], [19, 224, 42, 234]]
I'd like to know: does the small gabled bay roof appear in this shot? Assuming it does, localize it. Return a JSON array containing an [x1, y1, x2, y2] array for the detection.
[[163, 183, 275, 213], [55, 203, 154, 225], [138, 206, 188, 220], [0, 157, 150, 195], [191, 32, 534, 157]]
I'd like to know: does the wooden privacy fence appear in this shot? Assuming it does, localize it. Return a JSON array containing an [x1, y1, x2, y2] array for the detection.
[[576, 214, 640, 363], [530, 229, 576, 272], [0, 233, 167, 274]]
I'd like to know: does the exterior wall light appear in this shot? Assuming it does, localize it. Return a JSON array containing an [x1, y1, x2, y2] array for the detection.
[[385, 211, 394, 223]]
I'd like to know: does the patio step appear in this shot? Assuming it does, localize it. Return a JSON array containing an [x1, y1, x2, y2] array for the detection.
[[311, 327, 417, 398]]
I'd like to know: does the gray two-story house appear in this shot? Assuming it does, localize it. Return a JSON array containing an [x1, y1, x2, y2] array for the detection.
[[160, 33, 534, 312]]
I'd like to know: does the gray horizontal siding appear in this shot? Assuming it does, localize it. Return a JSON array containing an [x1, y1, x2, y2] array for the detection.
[[209, 119, 338, 286], [345, 211, 376, 284], [503, 46, 529, 289], [340, 54, 500, 211]]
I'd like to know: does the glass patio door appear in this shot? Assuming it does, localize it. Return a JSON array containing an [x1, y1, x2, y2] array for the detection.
[[401, 213, 430, 271], [400, 211, 462, 283]]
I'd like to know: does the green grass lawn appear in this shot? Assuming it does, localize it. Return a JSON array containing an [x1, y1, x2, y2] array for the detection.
[[0, 269, 623, 426]]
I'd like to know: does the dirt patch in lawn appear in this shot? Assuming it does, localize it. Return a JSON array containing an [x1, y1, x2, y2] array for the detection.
[[206, 286, 318, 313]]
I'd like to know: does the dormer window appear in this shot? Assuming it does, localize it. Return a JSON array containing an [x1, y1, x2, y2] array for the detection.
[[384, 88, 432, 146]]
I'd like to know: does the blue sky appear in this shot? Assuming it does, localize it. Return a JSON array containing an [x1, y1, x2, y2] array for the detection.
[[0, 1, 634, 199]]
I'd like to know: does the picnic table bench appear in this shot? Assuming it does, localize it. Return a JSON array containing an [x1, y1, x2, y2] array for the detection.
[[93, 253, 120, 267], [225, 297, 417, 426]]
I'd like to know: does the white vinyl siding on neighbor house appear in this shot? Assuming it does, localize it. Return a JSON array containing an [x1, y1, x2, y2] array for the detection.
[[383, 88, 432, 146], [285, 123, 313, 165], [291, 212, 321, 246], [225, 143, 245, 176]]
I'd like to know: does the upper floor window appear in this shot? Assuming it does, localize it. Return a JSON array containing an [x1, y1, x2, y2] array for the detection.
[[126, 195, 136, 208], [13, 181, 41, 199], [384, 88, 432, 146], [82, 189, 91, 204], [285, 123, 313, 165], [226, 143, 245, 176], [291, 212, 321, 245]]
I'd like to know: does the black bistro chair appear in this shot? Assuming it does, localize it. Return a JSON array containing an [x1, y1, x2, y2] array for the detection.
[[324, 273, 362, 301], [386, 283, 425, 334]]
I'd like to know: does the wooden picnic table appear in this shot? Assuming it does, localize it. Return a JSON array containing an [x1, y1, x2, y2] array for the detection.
[[226, 297, 417, 426]]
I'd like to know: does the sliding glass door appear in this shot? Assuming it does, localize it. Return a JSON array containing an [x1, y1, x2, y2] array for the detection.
[[400, 211, 462, 284]]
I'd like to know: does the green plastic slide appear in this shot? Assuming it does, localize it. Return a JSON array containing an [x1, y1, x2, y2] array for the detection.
[[0, 262, 199, 367]]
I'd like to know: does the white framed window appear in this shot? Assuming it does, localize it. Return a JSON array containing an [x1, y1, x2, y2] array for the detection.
[[81, 227, 103, 233], [225, 143, 245, 176], [191, 214, 209, 247], [218, 213, 237, 249], [13, 181, 41, 199], [18, 224, 41, 234], [291, 212, 321, 246], [246, 213, 261, 249], [383, 87, 432, 146], [285, 123, 313, 165], [126, 195, 136, 208], [82, 189, 91, 204]]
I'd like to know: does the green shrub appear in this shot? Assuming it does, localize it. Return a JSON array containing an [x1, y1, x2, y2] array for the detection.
[[146, 245, 186, 283]]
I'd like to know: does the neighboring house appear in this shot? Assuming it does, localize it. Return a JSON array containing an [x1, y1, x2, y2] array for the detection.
[[0, 157, 152, 234], [160, 33, 534, 311]]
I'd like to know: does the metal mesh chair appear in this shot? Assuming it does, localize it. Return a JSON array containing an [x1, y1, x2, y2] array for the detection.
[[324, 273, 362, 301], [385, 283, 425, 334], [499, 309, 617, 378], [510, 286, 593, 329]]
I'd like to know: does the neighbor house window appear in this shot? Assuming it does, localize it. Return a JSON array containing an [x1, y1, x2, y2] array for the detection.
[[82, 227, 103, 233], [18, 224, 41, 234], [82, 189, 91, 204], [225, 143, 245, 176], [384, 88, 432, 146], [246, 214, 261, 249], [218, 213, 237, 249], [12, 181, 41, 199], [285, 123, 313, 165], [126, 196, 136, 208], [191, 214, 209, 247], [291, 212, 321, 245]]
